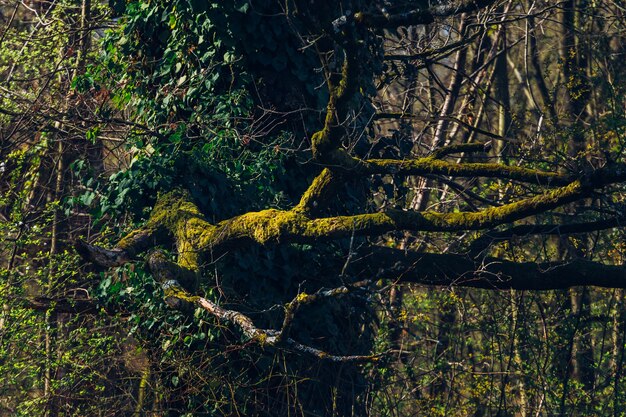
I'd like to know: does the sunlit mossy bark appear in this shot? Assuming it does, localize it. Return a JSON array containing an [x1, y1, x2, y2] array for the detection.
[[79, 158, 626, 289]]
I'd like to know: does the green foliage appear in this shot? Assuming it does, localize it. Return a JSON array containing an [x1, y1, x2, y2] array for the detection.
[[0, 202, 134, 415], [73, 0, 330, 225]]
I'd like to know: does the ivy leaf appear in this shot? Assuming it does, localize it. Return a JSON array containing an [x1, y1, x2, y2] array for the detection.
[[80, 191, 96, 206], [237, 2, 250, 13], [223, 51, 235, 63]]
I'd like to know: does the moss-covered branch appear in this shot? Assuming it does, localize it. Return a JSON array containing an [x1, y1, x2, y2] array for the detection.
[[80, 163, 626, 270], [306, 144, 568, 186], [210, 163, 620, 246], [202, 172, 585, 248], [293, 168, 338, 218], [84, 189, 210, 265], [311, 31, 360, 163], [145, 249, 379, 362], [361, 157, 568, 185]]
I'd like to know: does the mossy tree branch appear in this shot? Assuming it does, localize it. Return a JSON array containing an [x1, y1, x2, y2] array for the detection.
[[293, 168, 339, 218], [75, 163, 626, 364], [308, 142, 569, 186], [360, 157, 569, 185], [146, 249, 380, 362], [80, 163, 626, 272], [77, 159, 577, 267], [311, 21, 360, 164]]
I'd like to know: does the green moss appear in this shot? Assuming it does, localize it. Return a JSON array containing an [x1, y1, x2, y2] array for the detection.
[[335, 53, 355, 100], [163, 283, 200, 311], [294, 168, 339, 216], [134, 174, 587, 279], [311, 124, 332, 158], [234, 209, 303, 244], [366, 157, 567, 185], [114, 192, 199, 252], [414, 179, 584, 230], [146, 190, 205, 231], [163, 284, 199, 302], [255, 332, 268, 345], [310, 48, 359, 163], [293, 179, 585, 239], [117, 228, 154, 251]]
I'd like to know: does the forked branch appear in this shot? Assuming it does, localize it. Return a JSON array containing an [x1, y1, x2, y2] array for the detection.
[[147, 250, 380, 362]]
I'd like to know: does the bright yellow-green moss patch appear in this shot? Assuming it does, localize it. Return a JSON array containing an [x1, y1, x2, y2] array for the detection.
[[365, 157, 567, 185], [229, 209, 304, 245], [255, 332, 268, 345], [163, 285, 200, 304], [136, 175, 589, 269], [295, 292, 309, 303], [294, 168, 335, 216]]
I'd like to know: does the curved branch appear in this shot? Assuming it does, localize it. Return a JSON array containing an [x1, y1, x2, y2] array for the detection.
[[311, 23, 360, 164], [432, 175, 502, 207], [196, 297, 379, 362], [307, 144, 567, 186], [373, 113, 522, 143], [75, 192, 179, 266], [201, 164, 624, 249], [278, 282, 369, 343], [430, 142, 492, 158], [146, 249, 379, 363], [384, 29, 484, 62], [293, 168, 338, 218], [75, 240, 131, 267], [21, 296, 102, 314], [80, 163, 626, 268]]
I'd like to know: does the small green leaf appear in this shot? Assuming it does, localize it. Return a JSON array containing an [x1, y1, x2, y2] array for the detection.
[[223, 51, 235, 63], [237, 2, 250, 13]]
